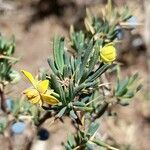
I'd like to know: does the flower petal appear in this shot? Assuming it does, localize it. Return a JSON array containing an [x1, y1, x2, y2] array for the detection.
[[21, 70, 36, 87], [41, 94, 59, 105], [45, 89, 54, 95], [29, 95, 40, 104], [37, 80, 49, 94], [23, 88, 39, 99]]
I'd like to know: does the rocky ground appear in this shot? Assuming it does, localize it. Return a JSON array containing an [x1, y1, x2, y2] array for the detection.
[[0, 0, 149, 150]]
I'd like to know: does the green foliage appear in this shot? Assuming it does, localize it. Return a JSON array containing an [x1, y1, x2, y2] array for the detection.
[[65, 122, 99, 150], [0, 0, 141, 149], [12, 98, 40, 124], [47, 31, 113, 121], [0, 35, 20, 85], [14, 0, 141, 149], [84, 0, 131, 43], [65, 122, 119, 150], [0, 116, 7, 134], [42, 1, 141, 149], [114, 73, 142, 105]]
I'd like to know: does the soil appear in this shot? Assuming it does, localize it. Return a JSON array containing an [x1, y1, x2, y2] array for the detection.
[[0, 0, 149, 150]]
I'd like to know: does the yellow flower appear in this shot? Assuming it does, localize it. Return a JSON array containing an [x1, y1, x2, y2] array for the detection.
[[100, 43, 116, 63], [21, 70, 59, 106]]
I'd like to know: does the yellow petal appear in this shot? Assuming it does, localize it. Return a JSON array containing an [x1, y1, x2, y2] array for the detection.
[[37, 80, 49, 94], [41, 94, 59, 105], [45, 89, 54, 95], [23, 88, 39, 99], [29, 95, 40, 104], [100, 54, 110, 63], [21, 70, 37, 87]]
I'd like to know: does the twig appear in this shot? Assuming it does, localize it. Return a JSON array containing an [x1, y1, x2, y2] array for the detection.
[[92, 101, 108, 121], [35, 111, 52, 127], [91, 139, 120, 150], [0, 85, 7, 113], [73, 143, 86, 150], [120, 22, 143, 27], [0, 55, 19, 61]]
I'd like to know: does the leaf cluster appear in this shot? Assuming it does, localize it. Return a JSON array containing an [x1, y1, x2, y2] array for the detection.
[[47, 32, 113, 121], [114, 73, 142, 105], [65, 122, 118, 150], [84, 0, 131, 43], [0, 35, 20, 86]]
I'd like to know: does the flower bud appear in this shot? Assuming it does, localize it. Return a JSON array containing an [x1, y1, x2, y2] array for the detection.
[[100, 43, 116, 63]]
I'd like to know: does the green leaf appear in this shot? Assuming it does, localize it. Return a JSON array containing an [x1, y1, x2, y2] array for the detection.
[[115, 78, 129, 97], [91, 139, 119, 150], [93, 102, 108, 119], [78, 40, 93, 81], [88, 45, 99, 74], [136, 84, 142, 92], [122, 91, 134, 99], [63, 65, 72, 78], [128, 73, 138, 86], [68, 78, 74, 101], [79, 68, 89, 84], [53, 36, 65, 74], [70, 56, 75, 73], [74, 106, 93, 112], [63, 51, 70, 65], [116, 88, 128, 97], [56, 106, 67, 118], [73, 101, 86, 107], [69, 110, 77, 119], [50, 74, 66, 104], [86, 142, 94, 150], [67, 134, 74, 147], [87, 122, 99, 136], [74, 81, 97, 95], [85, 64, 111, 83], [118, 99, 130, 106], [47, 58, 59, 75]]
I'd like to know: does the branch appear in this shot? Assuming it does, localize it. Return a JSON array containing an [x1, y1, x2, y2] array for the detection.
[[0, 85, 7, 113], [35, 111, 52, 127]]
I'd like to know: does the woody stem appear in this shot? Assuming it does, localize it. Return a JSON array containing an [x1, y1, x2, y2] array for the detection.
[[0, 84, 7, 113]]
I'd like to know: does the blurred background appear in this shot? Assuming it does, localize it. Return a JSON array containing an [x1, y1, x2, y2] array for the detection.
[[0, 0, 149, 150]]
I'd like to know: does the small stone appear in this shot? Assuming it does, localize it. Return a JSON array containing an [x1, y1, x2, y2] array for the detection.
[[115, 26, 123, 40], [11, 121, 26, 134], [37, 128, 49, 141], [5, 98, 13, 111], [127, 16, 137, 28]]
